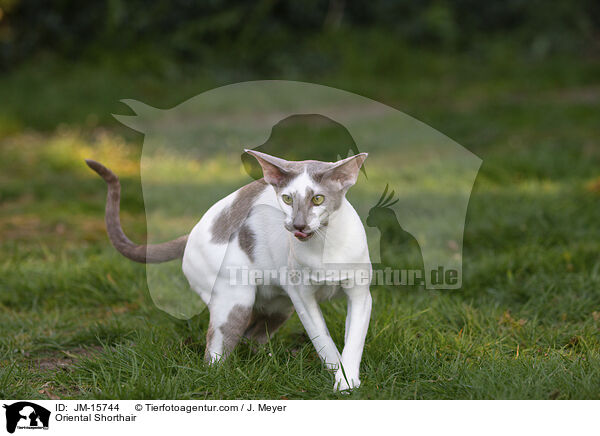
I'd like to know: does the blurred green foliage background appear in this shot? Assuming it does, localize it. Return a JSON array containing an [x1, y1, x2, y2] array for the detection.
[[1, 1, 600, 399], [1, 0, 599, 71]]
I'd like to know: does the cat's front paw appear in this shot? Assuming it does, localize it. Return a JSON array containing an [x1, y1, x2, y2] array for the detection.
[[334, 369, 360, 392]]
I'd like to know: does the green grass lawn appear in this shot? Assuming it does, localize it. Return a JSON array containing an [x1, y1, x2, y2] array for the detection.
[[1, 49, 600, 399]]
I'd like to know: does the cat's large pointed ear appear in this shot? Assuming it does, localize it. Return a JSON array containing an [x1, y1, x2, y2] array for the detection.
[[326, 153, 368, 189], [244, 149, 291, 186]]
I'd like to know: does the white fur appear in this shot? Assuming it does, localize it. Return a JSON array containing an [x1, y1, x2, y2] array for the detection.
[[182, 178, 372, 391]]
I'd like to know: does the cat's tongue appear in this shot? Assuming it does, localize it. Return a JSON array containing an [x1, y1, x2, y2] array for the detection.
[[294, 231, 309, 239]]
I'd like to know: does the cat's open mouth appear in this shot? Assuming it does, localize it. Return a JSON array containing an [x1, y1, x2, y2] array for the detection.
[[293, 231, 313, 241]]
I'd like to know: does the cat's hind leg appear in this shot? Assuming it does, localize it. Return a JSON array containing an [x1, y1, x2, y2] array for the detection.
[[244, 308, 293, 344], [204, 280, 256, 363]]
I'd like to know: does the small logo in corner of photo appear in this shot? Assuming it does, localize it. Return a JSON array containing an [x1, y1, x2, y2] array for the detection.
[[2, 402, 51, 434]]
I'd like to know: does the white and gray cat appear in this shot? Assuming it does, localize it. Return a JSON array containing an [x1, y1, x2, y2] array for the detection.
[[86, 150, 372, 391]]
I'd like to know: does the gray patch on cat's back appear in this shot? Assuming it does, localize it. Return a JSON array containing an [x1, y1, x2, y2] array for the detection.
[[238, 224, 255, 262], [210, 179, 267, 244]]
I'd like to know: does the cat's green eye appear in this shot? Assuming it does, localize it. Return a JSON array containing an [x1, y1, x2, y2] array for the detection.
[[282, 194, 293, 205], [312, 195, 325, 205]]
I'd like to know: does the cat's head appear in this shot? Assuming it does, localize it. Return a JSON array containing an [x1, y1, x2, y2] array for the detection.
[[245, 149, 368, 241]]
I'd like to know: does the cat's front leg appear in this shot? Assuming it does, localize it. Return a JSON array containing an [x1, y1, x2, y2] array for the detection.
[[335, 284, 372, 391], [285, 285, 342, 369]]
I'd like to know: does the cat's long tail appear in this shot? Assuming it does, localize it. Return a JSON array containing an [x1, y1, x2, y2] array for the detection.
[[85, 159, 188, 263]]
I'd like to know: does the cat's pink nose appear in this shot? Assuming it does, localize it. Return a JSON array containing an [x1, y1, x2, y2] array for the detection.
[[293, 224, 306, 232]]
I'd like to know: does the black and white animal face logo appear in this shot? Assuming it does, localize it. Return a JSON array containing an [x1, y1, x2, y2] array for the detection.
[[3, 402, 50, 434]]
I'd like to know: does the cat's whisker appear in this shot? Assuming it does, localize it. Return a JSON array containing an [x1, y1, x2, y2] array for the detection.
[[314, 227, 330, 243]]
